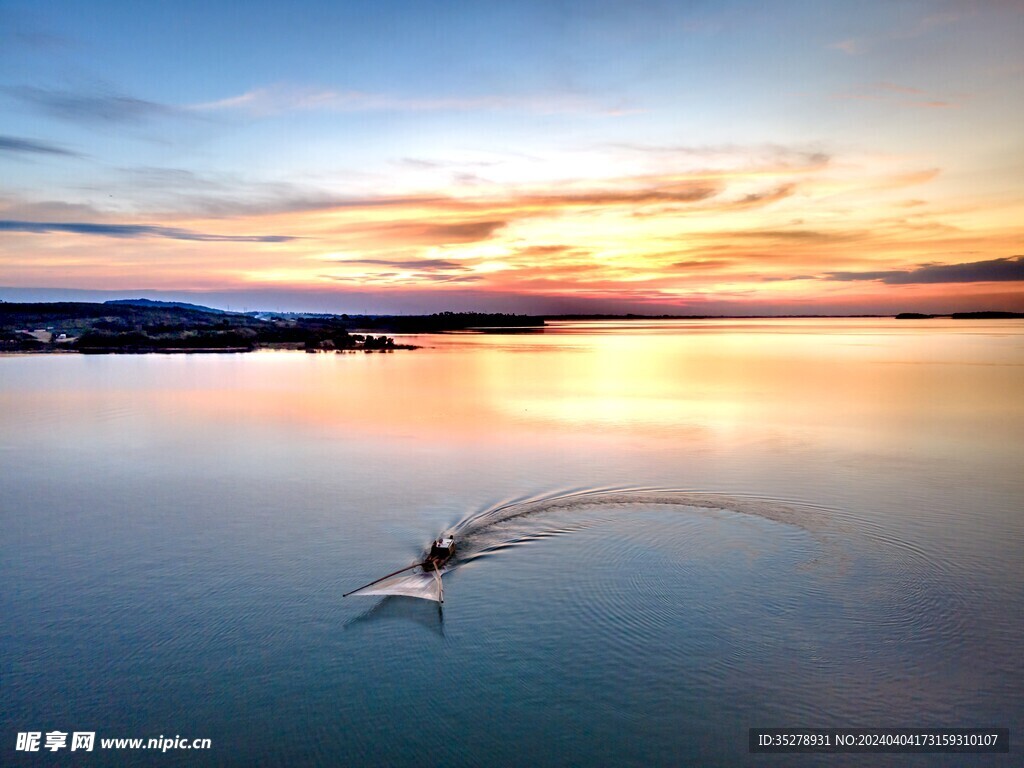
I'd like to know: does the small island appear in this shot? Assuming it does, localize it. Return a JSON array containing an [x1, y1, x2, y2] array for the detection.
[[0, 300, 547, 354]]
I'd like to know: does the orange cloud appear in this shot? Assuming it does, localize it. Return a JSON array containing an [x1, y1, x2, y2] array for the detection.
[[3, 144, 1021, 314]]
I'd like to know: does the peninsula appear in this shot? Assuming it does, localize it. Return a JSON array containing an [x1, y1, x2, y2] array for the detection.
[[0, 300, 544, 354]]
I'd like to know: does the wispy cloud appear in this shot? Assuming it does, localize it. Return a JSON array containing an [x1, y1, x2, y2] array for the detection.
[[873, 82, 926, 95], [0, 135, 81, 157], [699, 228, 864, 243], [514, 244, 579, 257], [514, 182, 719, 208], [608, 143, 830, 174], [332, 219, 507, 246], [834, 82, 957, 109], [0, 220, 295, 242], [827, 256, 1024, 284], [728, 184, 796, 208], [829, 7, 964, 56], [671, 259, 736, 271], [318, 271, 485, 285], [829, 39, 863, 55], [395, 156, 500, 171], [188, 84, 631, 116], [131, 175, 725, 219], [3, 87, 177, 124], [330, 258, 469, 271]]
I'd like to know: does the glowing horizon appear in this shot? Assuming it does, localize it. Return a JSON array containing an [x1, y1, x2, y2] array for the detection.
[[2, 1, 1022, 314]]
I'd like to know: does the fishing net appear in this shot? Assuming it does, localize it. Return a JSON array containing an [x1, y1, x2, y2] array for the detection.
[[348, 567, 446, 602]]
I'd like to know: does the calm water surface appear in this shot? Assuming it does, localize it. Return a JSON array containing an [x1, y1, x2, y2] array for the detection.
[[2, 319, 1022, 766]]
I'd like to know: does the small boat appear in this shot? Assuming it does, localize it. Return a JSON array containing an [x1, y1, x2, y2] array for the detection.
[[343, 535, 457, 603], [423, 536, 456, 571]]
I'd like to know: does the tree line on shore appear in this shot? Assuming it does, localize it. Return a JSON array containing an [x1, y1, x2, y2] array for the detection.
[[0, 301, 408, 353], [0, 301, 552, 353]]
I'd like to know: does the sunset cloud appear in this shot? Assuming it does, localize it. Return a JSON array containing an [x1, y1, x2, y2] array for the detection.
[[331, 258, 470, 272], [331, 219, 507, 246]]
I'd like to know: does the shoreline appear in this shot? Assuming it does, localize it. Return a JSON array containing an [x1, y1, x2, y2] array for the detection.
[[0, 343, 419, 356]]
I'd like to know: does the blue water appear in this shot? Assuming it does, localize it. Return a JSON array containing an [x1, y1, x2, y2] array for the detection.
[[2, 319, 1022, 765]]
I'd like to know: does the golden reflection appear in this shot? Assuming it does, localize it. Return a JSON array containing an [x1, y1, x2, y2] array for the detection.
[[39, 320, 1011, 462]]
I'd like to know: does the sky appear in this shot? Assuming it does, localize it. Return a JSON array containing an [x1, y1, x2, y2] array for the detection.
[[1, 0, 1022, 315]]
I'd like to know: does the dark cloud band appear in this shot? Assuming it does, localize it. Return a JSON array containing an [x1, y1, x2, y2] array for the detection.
[[3, 87, 177, 124], [827, 256, 1024, 284], [332, 258, 468, 271], [0, 135, 80, 157], [0, 219, 295, 242]]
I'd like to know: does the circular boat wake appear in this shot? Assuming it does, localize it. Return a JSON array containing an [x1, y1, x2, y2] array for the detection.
[[447, 486, 845, 567], [349, 486, 971, 661], [351, 487, 843, 602]]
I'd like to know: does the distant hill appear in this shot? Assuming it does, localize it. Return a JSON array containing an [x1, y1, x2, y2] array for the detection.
[[105, 298, 228, 314], [0, 301, 220, 327]]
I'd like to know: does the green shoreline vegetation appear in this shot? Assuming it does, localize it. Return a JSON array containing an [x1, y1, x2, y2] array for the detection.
[[0, 300, 543, 354]]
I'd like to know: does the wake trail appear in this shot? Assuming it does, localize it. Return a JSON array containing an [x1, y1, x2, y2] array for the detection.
[[348, 487, 849, 601]]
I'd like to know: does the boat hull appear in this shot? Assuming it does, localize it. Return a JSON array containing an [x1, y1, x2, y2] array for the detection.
[[422, 540, 456, 571]]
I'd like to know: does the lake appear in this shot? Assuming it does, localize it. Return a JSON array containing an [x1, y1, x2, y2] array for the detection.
[[2, 318, 1022, 766]]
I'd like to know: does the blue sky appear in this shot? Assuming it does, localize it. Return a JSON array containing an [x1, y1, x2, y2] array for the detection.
[[2, 0, 1022, 313]]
